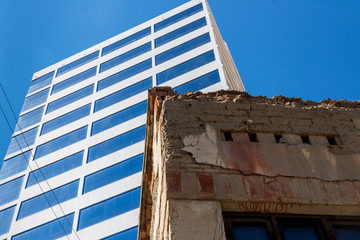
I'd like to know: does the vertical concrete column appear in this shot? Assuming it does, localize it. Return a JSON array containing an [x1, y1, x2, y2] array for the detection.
[[168, 199, 226, 240]]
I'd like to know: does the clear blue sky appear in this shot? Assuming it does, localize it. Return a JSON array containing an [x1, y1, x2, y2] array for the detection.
[[0, 0, 359, 162]]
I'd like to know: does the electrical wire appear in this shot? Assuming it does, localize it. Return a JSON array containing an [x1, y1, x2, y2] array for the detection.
[[0, 103, 71, 240], [0, 84, 81, 240]]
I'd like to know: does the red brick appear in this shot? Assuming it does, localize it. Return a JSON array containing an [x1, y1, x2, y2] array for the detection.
[[197, 173, 214, 196], [167, 172, 181, 193], [140, 230, 146, 239], [146, 221, 151, 234], [146, 205, 152, 217]]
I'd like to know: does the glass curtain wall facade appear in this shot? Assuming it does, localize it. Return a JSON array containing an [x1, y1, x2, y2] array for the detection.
[[0, 0, 244, 239]]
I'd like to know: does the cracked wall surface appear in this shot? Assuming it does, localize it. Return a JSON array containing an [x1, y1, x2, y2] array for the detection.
[[141, 89, 360, 239]]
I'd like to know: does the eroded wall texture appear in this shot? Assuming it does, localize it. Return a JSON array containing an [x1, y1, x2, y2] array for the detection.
[[141, 90, 360, 240]]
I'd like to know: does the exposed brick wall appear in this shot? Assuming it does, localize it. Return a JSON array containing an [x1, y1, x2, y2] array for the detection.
[[141, 90, 360, 239]]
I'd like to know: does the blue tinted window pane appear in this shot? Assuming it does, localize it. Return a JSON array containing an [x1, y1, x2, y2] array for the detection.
[[12, 213, 74, 240], [6, 127, 38, 156], [17, 180, 79, 220], [156, 33, 211, 65], [34, 126, 88, 160], [102, 27, 151, 56], [91, 101, 147, 136], [0, 151, 30, 181], [46, 84, 94, 114], [21, 88, 50, 112], [335, 227, 360, 240], [155, 3, 203, 32], [56, 51, 99, 77], [100, 42, 151, 73], [232, 224, 269, 240], [174, 70, 221, 94], [52, 67, 97, 94], [97, 59, 152, 91], [155, 17, 207, 48], [27, 71, 54, 95], [41, 104, 91, 136], [83, 154, 143, 194], [0, 205, 16, 236], [87, 125, 145, 163], [78, 187, 140, 230], [283, 227, 319, 240], [0, 176, 24, 206], [26, 151, 83, 188], [95, 77, 151, 112], [101, 226, 138, 240], [15, 106, 44, 132], [157, 50, 215, 85]]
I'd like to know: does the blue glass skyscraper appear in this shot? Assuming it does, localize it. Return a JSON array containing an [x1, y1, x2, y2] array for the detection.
[[0, 1, 244, 239]]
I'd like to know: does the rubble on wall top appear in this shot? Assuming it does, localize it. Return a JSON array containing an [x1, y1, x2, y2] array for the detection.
[[168, 90, 360, 109]]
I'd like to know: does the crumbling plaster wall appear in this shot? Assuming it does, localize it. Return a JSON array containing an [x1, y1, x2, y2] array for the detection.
[[149, 91, 360, 239]]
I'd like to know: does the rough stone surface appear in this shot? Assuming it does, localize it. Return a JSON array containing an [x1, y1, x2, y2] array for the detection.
[[352, 118, 360, 129], [143, 90, 360, 239], [168, 200, 226, 240], [182, 124, 227, 168]]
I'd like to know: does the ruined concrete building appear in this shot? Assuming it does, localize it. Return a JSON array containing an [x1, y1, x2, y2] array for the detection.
[[139, 87, 360, 239]]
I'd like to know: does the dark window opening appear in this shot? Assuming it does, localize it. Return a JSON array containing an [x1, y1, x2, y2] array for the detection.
[[224, 214, 360, 240], [274, 134, 282, 143], [301, 135, 310, 144], [277, 218, 326, 240], [327, 136, 337, 145], [249, 133, 258, 142], [224, 131, 233, 141], [333, 225, 360, 240], [232, 222, 270, 240]]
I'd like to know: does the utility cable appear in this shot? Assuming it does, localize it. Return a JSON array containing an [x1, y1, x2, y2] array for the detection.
[[0, 84, 81, 240], [0, 103, 71, 240]]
